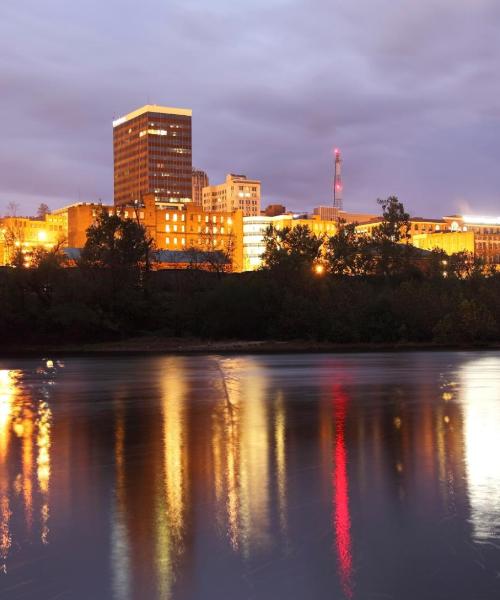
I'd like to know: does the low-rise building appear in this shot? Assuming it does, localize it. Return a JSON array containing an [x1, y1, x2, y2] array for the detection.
[[0, 213, 67, 266], [203, 174, 260, 217], [355, 217, 448, 240], [54, 194, 244, 271], [243, 209, 379, 271], [415, 215, 500, 266]]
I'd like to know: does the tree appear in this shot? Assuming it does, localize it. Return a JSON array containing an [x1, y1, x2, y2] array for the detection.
[[372, 196, 413, 276], [261, 224, 323, 273], [36, 203, 50, 219], [448, 251, 483, 279], [5, 202, 19, 216], [374, 196, 410, 243], [325, 221, 374, 276], [80, 208, 154, 271]]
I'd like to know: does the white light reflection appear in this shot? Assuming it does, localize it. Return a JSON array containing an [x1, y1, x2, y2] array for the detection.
[[462, 356, 500, 541]]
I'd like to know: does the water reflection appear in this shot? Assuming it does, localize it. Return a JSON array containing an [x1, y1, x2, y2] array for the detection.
[[0, 366, 54, 574], [1, 353, 500, 599], [213, 357, 272, 557], [332, 385, 353, 599], [462, 357, 500, 541], [156, 359, 188, 599]]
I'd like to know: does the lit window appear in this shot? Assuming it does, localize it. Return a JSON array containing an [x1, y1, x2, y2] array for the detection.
[[166, 213, 170, 221], [181, 214, 185, 222], [166, 236, 170, 245], [166, 225, 170, 233], [174, 225, 178, 232], [212, 215, 216, 223], [140, 212, 144, 219], [181, 238, 186, 246], [124, 211, 128, 218], [174, 237, 178, 245], [181, 225, 185, 232], [173, 213, 178, 222]]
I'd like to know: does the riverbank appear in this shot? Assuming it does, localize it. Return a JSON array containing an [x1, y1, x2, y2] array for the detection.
[[2, 336, 500, 356]]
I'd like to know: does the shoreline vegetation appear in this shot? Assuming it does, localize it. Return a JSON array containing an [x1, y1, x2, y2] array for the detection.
[[2, 337, 500, 357], [2, 197, 499, 350]]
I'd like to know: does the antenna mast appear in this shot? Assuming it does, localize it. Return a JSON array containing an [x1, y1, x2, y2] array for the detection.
[[333, 148, 343, 211]]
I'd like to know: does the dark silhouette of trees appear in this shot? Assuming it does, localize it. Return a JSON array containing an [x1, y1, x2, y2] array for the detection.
[[36, 203, 50, 219], [325, 221, 373, 276], [80, 208, 154, 271], [261, 224, 323, 273], [0, 196, 499, 347]]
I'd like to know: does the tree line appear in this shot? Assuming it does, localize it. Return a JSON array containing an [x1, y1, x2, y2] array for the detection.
[[0, 199, 499, 346]]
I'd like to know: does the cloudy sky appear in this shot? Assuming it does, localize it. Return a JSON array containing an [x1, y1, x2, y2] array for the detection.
[[1, 0, 500, 217]]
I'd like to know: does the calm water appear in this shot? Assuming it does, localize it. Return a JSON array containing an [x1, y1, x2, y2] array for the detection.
[[0, 352, 499, 599]]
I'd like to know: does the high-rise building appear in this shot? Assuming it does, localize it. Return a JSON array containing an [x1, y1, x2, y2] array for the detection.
[[202, 174, 261, 217], [192, 168, 209, 206], [113, 105, 192, 207]]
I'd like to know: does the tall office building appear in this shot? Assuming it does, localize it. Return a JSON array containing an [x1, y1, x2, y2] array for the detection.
[[113, 105, 192, 207], [192, 168, 209, 206]]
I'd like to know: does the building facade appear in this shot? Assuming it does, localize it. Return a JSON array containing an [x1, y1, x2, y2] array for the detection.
[[113, 105, 192, 207], [202, 174, 261, 217], [191, 168, 209, 206], [55, 194, 244, 272], [243, 214, 339, 271], [415, 215, 500, 266], [0, 213, 67, 266]]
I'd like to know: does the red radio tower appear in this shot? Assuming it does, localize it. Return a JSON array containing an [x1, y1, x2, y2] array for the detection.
[[333, 148, 343, 211]]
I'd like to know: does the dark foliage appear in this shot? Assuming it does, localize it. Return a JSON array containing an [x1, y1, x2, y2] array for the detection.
[[1, 200, 499, 347]]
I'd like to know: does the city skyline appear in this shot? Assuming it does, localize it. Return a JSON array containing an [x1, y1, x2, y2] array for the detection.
[[1, 0, 500, 217]]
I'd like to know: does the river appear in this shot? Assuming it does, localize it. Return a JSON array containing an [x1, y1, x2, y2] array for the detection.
[[0, 352, 499, 599]]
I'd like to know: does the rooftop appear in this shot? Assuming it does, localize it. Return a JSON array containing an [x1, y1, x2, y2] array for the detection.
[[112, 104, 192, 128]]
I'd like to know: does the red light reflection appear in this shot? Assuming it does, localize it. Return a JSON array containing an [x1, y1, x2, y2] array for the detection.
[[333, 386, 353, 598]]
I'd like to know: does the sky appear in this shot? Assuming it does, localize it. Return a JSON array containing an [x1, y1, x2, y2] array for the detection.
[[1, 0, 500, 217]]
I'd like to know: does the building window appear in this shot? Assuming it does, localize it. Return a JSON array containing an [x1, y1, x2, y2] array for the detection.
[[166, 237, 170, 245], [181, 238, 186, 246], [173, 237, 178, 245], [166, 213, 170, 221], [173, 213, 178, 222], [166, 225, 170, 233]]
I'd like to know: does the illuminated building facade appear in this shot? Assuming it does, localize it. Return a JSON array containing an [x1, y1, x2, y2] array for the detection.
[[203, 174, 261, 217], [243, 210, 378, 271], [354, 216, 448, 240], [243, 214, 337, 271], [0, 213, 67, 266], [55, 194, 244, 271], [354, 214, 500, 266], [192, 168, 209, 207], [113, 105, 192, 207]]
